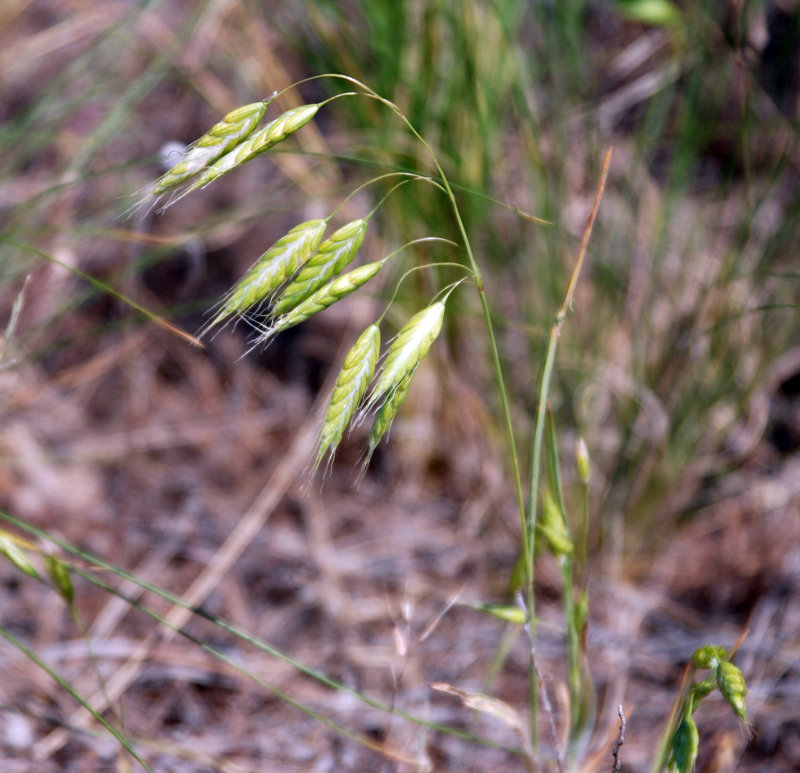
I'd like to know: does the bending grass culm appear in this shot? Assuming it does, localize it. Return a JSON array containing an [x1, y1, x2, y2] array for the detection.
[[132, 75, 749, 771]]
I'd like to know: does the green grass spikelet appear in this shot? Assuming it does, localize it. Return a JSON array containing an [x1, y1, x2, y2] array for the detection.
[[153, 101, 268, 194], [210, 219, 327, 328], [271, 218, 368, 317], [366, 300, 445, 410], [316, 323, 381, 470]]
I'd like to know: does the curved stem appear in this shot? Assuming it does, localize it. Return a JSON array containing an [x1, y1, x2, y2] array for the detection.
[[328, 76, 528, 556]]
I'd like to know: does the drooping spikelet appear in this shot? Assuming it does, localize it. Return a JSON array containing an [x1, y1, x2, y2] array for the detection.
[[715, 661, 748, 722], [271, 218, 368, 317], [153, 101, 268, 195], [363, 370, 415, 467], [180, 104, 320, 197], [265, 259, 385, 339], [366, 300, 445, 409], [210, 219, 327, 328], [315, 324, 381, 470]]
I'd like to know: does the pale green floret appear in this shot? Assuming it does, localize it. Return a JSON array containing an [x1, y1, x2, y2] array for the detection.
[[271, 218, 368, 316], [211, 219, 327, 326], [316, 324, 381, 469], [667, 716, 699, 773], [716, 661, 748, 722], [268, 260, 384, 337], [153, 101, 268, 194], [181, 104, 320, 196], [367, 300, 445, 409], [364, 370, 415, 464]]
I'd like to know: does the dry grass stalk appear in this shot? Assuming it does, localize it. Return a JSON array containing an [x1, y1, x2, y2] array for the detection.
[[271, 218, 368, 317], [152, 101, 269, 195], [315, 323, 381, 470], [209, 219, 327, 328]]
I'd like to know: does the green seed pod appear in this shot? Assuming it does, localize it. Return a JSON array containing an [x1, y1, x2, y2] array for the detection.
[[691, 644, 725, 670], [667, 716, 699, 773], [315, 323, 381, 470], [211, 219, 327, 326], [153, 101, 268, 194], [716, 661, 748, 722], [272, 218, 368, 316]]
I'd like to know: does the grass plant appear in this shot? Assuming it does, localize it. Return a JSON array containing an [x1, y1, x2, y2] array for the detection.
[[1, 2, 796, 771]]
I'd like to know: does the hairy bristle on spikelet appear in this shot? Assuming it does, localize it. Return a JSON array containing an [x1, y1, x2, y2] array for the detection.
[[271, 218, 368, 317], [209, 219, 327, 329], [315, 323, 381, 471], [153, 101, 268, 195]]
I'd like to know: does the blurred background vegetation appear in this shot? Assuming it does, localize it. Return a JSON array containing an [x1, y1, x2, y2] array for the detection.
[[1, 0, 798, 770]]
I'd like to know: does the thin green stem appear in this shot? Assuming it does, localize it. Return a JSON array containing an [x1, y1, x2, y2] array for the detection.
[[311, 75, 528, 544], [524, 149, 612, 747], [0, 236, 202, 348], [0, 624, 153, 772]]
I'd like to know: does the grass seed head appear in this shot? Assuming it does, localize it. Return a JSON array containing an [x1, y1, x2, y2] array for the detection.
[[271, 218, 368, 317], [177, 104, 320, 200], [715, 661, 748, 722], [363, 370, 416, 467], [227, 103, 320, 168], [153, 101, 268, 194], [315, 323, 381, 470], [367, 300, 445, 409], [267, 260, 384, 338], [211, 219, 327, 327]]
